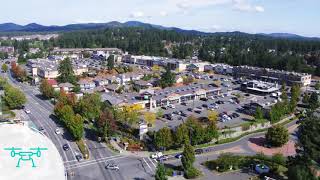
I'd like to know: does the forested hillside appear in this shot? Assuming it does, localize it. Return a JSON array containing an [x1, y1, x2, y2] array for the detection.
[[4, 27, 320, 75]]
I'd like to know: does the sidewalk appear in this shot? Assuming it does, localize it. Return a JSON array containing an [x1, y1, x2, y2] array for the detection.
[[109, 139, 151, 158]]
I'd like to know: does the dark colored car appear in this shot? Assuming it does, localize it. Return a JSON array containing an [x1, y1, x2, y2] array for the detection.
[[180, 111, 187, 117], [194, 110, 201, 114], [63, 144, 70, 151], [195, 148, 204, 154], [187, 108, 193, 111], [38, 127, 45, 131], [75, 154, 83, 161], [181, 102, 187, 106], [231, 113, 240, 118], [202, 104, 208, 108], [200, 97, 208, 101]]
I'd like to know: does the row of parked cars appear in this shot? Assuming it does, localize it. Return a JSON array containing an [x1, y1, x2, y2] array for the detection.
[[219, 112, 240, 122]]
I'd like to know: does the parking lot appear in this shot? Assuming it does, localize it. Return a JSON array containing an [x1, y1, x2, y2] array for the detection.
[[149, 74, 258, 131]]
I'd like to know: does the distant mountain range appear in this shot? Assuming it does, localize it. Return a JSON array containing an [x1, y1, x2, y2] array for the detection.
[[0, 21, 318, 40]]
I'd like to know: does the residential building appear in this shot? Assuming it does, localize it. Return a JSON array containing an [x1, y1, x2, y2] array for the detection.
[[58, 83, 74, 92], [0, 46, 14, 55], [79, 80, 95, 92]]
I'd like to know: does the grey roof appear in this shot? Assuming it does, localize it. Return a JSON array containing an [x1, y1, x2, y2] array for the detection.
[[101, 93, 124, 105], [106, 84, 120, 91], [134, 80, 152, 86], [58, 82, 74, 88]]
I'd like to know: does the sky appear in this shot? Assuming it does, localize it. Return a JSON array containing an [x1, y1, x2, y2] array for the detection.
[[1, 0, 320, 37]]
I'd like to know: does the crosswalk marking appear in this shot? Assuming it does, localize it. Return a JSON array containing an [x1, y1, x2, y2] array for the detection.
[[148, 157, 157, 168], [143, 158, 153, 172]]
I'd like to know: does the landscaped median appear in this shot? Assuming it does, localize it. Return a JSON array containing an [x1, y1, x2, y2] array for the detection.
[[163, 114, 296, 156], [202, 153, 288, 178], [76, 139, 90, 159]]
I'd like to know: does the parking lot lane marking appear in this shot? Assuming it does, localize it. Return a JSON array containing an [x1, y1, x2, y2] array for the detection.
[[143, 158, 153, 172]]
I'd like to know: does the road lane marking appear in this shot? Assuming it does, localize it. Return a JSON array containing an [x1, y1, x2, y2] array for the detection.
[[65, 154, 122, 166], [66, 156, 126, 170]]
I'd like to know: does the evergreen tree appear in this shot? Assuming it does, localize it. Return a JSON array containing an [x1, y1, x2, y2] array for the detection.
[[309, 92, 319, 110], [154, 127, 173, 150], [155, 163, 167, 180], [181, 142, 200, 179], [159, 67, 176, 88], [255, 107, 264, 119], [57, 58, 77, 84], [265, 125, 289, 147], [107, 55, 115, 70]]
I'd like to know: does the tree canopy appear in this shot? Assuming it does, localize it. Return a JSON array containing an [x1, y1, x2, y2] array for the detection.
[[57, 58, 77, 84], [265, 124, 289, 147]]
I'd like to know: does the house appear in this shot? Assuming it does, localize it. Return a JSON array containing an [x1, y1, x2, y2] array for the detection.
[[119, 72, 144, 85], [175, 76, 184, 84], [133, 80, 153, 90], [106, 84, 120, 92], [78, 80, 96, 92], [47, 79, 59, 91], [58, 82, 74, 92], [93, 78, 109, 87], [106, 76, 121, 84]]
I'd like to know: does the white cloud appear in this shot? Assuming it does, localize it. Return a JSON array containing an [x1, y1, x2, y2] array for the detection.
[[160, 11, 168, 17], [170, 0, 264, 14], [130, 11, 145, 18], [255, 6, 265, 12], [232, 0, 265, 12]]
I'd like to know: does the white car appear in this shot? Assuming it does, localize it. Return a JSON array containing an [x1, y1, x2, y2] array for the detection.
[[168, 104, 175, 109], [105, 164, 119, 171], [55, 128, 61, 134], [151, 152, 163, 159], [24, 109, 31, 114]]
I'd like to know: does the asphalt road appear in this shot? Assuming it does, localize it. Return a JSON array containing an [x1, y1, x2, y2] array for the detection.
[[3, 70, 151, 180]]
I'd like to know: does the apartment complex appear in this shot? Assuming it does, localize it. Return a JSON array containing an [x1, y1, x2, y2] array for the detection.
[[233, 65, 311, 86], [27, 58, 88, 79]]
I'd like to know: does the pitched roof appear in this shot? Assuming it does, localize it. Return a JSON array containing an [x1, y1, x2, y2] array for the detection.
[[47, 79, 58, 86]]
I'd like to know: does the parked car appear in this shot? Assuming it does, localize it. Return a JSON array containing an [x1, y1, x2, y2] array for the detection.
[[151, 152, 163, 159], [195, 148, 204, 154], [180, 111, 187, 117], [231, 113, 240, 118], [38, 127, 44, 131], [202, 104, 208, 108], [187, 108, 193, 111], [175, 154, 183, 159], [105, 164, 119, 171], [161, 106, 168, 110], [194, 110, 201, 114], [157, 155, 169, 162], [75, 153, 83, 162], [200, 97, 208, 101], [181, 102, 187, 106], [168, 104, 175, 109]]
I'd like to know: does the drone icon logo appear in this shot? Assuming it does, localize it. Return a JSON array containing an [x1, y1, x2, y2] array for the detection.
[[4, 147, 48, 168]]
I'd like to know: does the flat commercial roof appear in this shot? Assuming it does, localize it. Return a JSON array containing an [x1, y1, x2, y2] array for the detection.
[[0, 123, 65, 180]]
